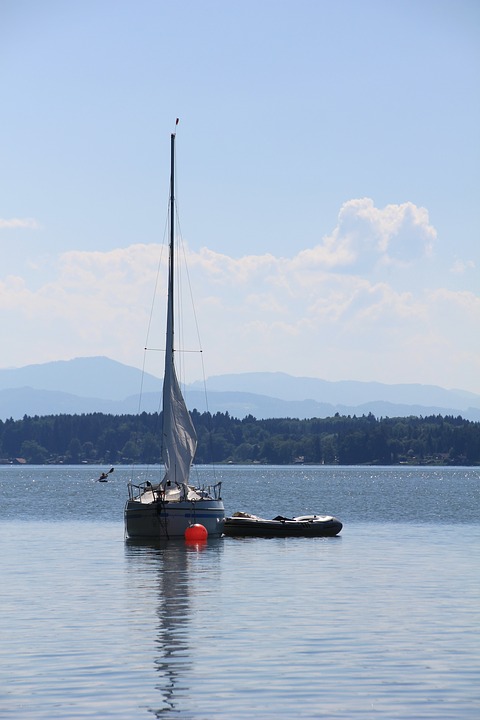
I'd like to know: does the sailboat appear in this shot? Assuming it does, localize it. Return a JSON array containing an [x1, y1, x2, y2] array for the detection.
[[124, 129, 225, 540]]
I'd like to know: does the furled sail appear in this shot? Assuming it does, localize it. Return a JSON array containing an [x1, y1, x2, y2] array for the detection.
[[161, 351, 197, 488]]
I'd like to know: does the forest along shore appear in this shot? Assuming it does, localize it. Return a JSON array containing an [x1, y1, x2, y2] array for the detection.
[[0, 411, 478, 466]]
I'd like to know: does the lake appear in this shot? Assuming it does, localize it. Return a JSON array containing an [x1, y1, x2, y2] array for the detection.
[[1, 464, 479, 719]]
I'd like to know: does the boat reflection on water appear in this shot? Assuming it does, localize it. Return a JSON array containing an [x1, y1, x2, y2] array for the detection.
[[124, 537, 224, 717]]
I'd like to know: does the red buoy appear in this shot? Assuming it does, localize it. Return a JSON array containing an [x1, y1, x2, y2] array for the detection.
[[185, 523, 208, 542]]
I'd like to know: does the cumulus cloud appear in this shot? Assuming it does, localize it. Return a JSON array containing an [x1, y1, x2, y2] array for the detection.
[[0, 198, 478, 392], [299, 198, 437, 272]]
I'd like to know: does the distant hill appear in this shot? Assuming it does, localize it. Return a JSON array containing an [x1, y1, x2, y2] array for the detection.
[[0, 357, 479, 422], [0, 356, 162, 401], [189, 371, 480, 410]]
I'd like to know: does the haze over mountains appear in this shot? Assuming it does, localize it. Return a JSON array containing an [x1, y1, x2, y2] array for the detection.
[[0, 357, 479, 422]]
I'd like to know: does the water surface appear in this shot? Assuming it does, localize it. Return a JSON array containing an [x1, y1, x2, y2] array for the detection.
[[1, 465, 479, 718]]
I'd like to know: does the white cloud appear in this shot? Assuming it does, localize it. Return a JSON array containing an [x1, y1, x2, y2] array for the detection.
[[450, 258, 475, 274], [0, 199, 478, 393], [0, 217, 39, 230], [299, 198, 437, 272]]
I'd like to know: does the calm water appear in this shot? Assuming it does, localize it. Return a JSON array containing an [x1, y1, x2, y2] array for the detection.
[[0, 465, 479, 719]]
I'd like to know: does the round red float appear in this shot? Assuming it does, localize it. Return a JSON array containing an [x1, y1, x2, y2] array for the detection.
[[184, 523, 208, 542]]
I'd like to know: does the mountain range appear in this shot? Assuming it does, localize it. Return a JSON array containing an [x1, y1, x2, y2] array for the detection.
[[1, 356, 479, 422]]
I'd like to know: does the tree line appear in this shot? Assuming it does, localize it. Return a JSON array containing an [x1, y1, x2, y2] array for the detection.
[[0, 410, 479, 466]]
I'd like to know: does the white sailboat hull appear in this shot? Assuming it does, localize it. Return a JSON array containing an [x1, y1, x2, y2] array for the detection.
[[124, 498, 225, 539]]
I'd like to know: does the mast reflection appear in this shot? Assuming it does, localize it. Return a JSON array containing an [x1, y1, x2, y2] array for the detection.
[[125, 538, 223, 716]]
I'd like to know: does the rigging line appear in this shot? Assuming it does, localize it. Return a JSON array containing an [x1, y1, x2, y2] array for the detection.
[[173, 205, 188, 384], [175, 209, 208, 393], [143, 197, 170, 351], [176, 229, 218, 482], [170, 135, 202, 389], [128, 347, 163, 485], [128, 347, 150, 485], [174, 224, 218, 482], [172, 139, 192, 384], [172, 187, 200, 387], [173, 189, 218, 481], [178, 227, 204, 356], [130, 193, 169, 485], [193, 348, 218, 486]]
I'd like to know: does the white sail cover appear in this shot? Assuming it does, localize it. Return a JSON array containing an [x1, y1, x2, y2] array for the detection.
[[161, 356, 197, 488]]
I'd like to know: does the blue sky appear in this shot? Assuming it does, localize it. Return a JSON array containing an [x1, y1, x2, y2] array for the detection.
[[1, 0, 479, 393]]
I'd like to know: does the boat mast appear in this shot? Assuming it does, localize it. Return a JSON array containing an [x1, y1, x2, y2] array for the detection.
[[168, 131, 175, 359], [161, 126, 198, 489]]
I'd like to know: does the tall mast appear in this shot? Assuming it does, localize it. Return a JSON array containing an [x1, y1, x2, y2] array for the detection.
[[168, 131, 175, 357], [161, 129, 197, 488]]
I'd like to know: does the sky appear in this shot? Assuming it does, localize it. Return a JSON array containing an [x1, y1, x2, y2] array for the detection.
[[1, 0, 479, 394]]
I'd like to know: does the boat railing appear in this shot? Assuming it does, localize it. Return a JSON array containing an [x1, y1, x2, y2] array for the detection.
[[198, 481, 222, 500], [126, 481, 160, 501], [127, 480, 222, 501]]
